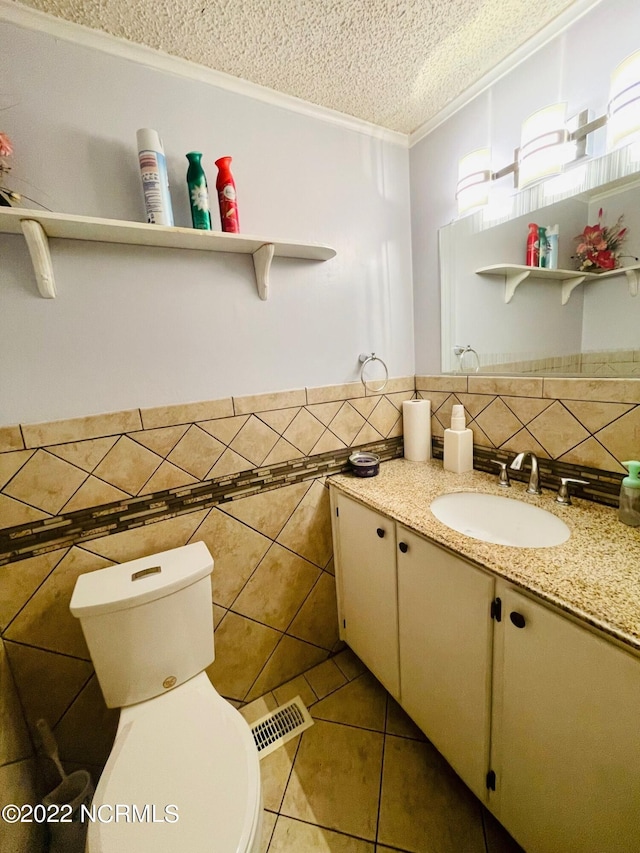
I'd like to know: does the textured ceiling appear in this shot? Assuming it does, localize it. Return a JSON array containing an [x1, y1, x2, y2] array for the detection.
[[15, 0, 582, 134]]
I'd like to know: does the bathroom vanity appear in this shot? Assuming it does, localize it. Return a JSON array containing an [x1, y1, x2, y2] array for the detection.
[[329, 460, 640, 853]]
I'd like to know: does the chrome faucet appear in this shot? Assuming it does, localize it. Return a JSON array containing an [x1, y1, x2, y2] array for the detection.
[[510, 451, 542, 495]]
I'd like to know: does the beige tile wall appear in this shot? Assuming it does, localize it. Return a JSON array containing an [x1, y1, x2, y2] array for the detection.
[[0, 379, 413, 775], [416, 375, 640, 473], [1, 373, 638, 781], [0, 638, 46, 852], [483, 350, 640, 377]]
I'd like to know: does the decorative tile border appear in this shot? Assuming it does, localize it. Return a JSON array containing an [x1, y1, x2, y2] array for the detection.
[[2, 372, 638, 561], [0, 381, 415, 531], [0, 437, 403, 566]]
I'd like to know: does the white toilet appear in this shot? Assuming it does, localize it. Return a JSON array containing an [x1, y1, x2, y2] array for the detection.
[[70, 541, 263, 853]]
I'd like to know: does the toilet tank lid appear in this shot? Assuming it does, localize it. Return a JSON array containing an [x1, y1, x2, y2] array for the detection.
[[70, 541, 213, 618]]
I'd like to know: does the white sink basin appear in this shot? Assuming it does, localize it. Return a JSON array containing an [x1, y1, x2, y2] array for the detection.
[[430, 491, 570, 548]]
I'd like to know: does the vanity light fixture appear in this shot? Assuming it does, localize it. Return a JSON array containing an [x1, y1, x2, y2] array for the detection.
[[456, 148, 491, 214], [607, 49, 640, 150], [517, 103, 573, 188], [456, 109, 595, 209], [454, 51, 640, 212]]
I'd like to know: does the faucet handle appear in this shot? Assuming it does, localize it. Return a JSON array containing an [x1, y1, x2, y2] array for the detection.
[[491, 459, 511, 487], [556, 477, 589, 505]]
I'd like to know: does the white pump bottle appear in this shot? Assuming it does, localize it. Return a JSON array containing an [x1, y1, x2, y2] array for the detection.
[[443, 404, 473, 473]]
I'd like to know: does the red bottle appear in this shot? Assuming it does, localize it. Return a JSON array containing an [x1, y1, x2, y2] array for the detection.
[[215, 156, 240, 233], [526, 223, 539, 267]]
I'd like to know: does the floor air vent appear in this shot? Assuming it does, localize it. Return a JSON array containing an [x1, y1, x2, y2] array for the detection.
[[250, 696, 314, 759]]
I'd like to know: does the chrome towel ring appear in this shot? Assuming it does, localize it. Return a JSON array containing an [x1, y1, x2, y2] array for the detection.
[[359, 352, 389, 392], [453, 345, 480, 373]]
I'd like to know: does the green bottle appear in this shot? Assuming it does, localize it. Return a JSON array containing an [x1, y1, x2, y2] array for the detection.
[[538, 225, 549, 268], [619, 461, 640, 526], [186, 152, 212, 230]]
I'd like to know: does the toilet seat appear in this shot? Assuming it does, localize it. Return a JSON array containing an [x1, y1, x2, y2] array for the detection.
[[86, 673, 262, 853]]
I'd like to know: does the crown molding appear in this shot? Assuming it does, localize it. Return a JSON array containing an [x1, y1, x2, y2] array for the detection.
[[0, 0, 409, 148], [408, 0, 606, 148]]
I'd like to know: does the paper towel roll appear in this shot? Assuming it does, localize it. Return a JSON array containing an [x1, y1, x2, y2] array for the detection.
[[402, 399, 431, 462]]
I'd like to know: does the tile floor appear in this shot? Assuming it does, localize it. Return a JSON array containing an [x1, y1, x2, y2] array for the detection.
[[239, 649, 525, 853]]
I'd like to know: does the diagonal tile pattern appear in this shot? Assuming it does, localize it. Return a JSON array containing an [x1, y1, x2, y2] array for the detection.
[[242, 653, 525, 853], [47, 437, 119, 473], [474, 399, 524, 447], [0, 450, 35, 490], [127, 424, 188, 456], [4, 548, 114, 657], [3, 450, 87, 514], [595, 406, 640, 463], [327, 402, 367, 445], [92, 436, 162, 495], [1, 372, 638, 793], [527, 402, 591, 458], [282, 409, 325, 455], [219, 481, 311, 540], [167, 425, 225, 479], [61, 476, 129, 514], [277, 480, 333, 568], [1, 473, 341, 771], [232, 544, 321, 632], [2, 375, 634, 550], [231, 416, 281, 466]]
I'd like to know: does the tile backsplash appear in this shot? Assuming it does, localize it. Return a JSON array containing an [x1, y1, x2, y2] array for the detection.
[[416, 375, 639, 475], [0, 378, 412, 775], [469, 349, 640, 376], [0, 373, 638, 777]]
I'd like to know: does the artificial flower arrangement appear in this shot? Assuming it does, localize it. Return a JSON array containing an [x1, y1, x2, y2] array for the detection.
[[574, 208, 627, 272], [0, 131, 21, 206]]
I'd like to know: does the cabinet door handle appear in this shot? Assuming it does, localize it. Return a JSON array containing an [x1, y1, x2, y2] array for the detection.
[[510, 611, 526, 629], [376, 528, 385, 538], [399, 542, 408, 553]]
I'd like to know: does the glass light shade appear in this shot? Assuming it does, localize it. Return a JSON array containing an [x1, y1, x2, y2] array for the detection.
[[608, 50, 640, 150], [518, 104, 572, 188], [542, 163, 587, 199], [481, 192, 514, 225], [456, 148, 491, 214]]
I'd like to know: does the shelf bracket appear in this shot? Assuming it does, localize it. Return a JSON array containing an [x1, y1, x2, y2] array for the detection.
[[20, 218, 56, 298], [504, 269, 531, 303], [624, 267, 640, 297], [252, 243, 275, 301], [561, 275, 587, 305]]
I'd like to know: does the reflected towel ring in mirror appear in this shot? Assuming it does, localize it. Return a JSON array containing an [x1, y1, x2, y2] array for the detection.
[[454, 345, 480, 373], [358, 352, 389, 392]]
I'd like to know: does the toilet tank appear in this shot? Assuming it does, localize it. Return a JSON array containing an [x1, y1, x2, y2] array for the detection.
[[70, 541, 215, 709]]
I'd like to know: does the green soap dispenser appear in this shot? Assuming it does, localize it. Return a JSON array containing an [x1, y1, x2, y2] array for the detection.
[[619, 461, 640, 527]]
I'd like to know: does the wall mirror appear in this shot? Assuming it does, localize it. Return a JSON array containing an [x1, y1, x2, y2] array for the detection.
[[440, 146, 640, 377]]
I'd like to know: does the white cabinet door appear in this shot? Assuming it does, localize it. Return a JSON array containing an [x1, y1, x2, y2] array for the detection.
[[332, 492, 400, 698], [493, 586, 640, 853], [397, 527, 495, 800]]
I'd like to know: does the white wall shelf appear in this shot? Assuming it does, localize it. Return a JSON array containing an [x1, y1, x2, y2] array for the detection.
[[0, 207, 336, 300], [476, 262, 640, 305]]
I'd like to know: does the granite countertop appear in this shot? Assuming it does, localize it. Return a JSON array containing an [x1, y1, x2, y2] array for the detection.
[[329, 458, 640, 652]]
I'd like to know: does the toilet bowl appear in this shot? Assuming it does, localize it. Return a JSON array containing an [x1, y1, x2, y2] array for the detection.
[[70, 542, 262, 853]]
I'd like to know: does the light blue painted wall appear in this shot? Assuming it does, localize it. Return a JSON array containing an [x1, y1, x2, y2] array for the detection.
[[411, 0, 640, 373], [0, 22, 413, 425]]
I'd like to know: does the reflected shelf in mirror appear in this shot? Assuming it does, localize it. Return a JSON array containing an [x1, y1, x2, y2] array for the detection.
[[476, 262, 640, 304], [440, 142, 640, 377]]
